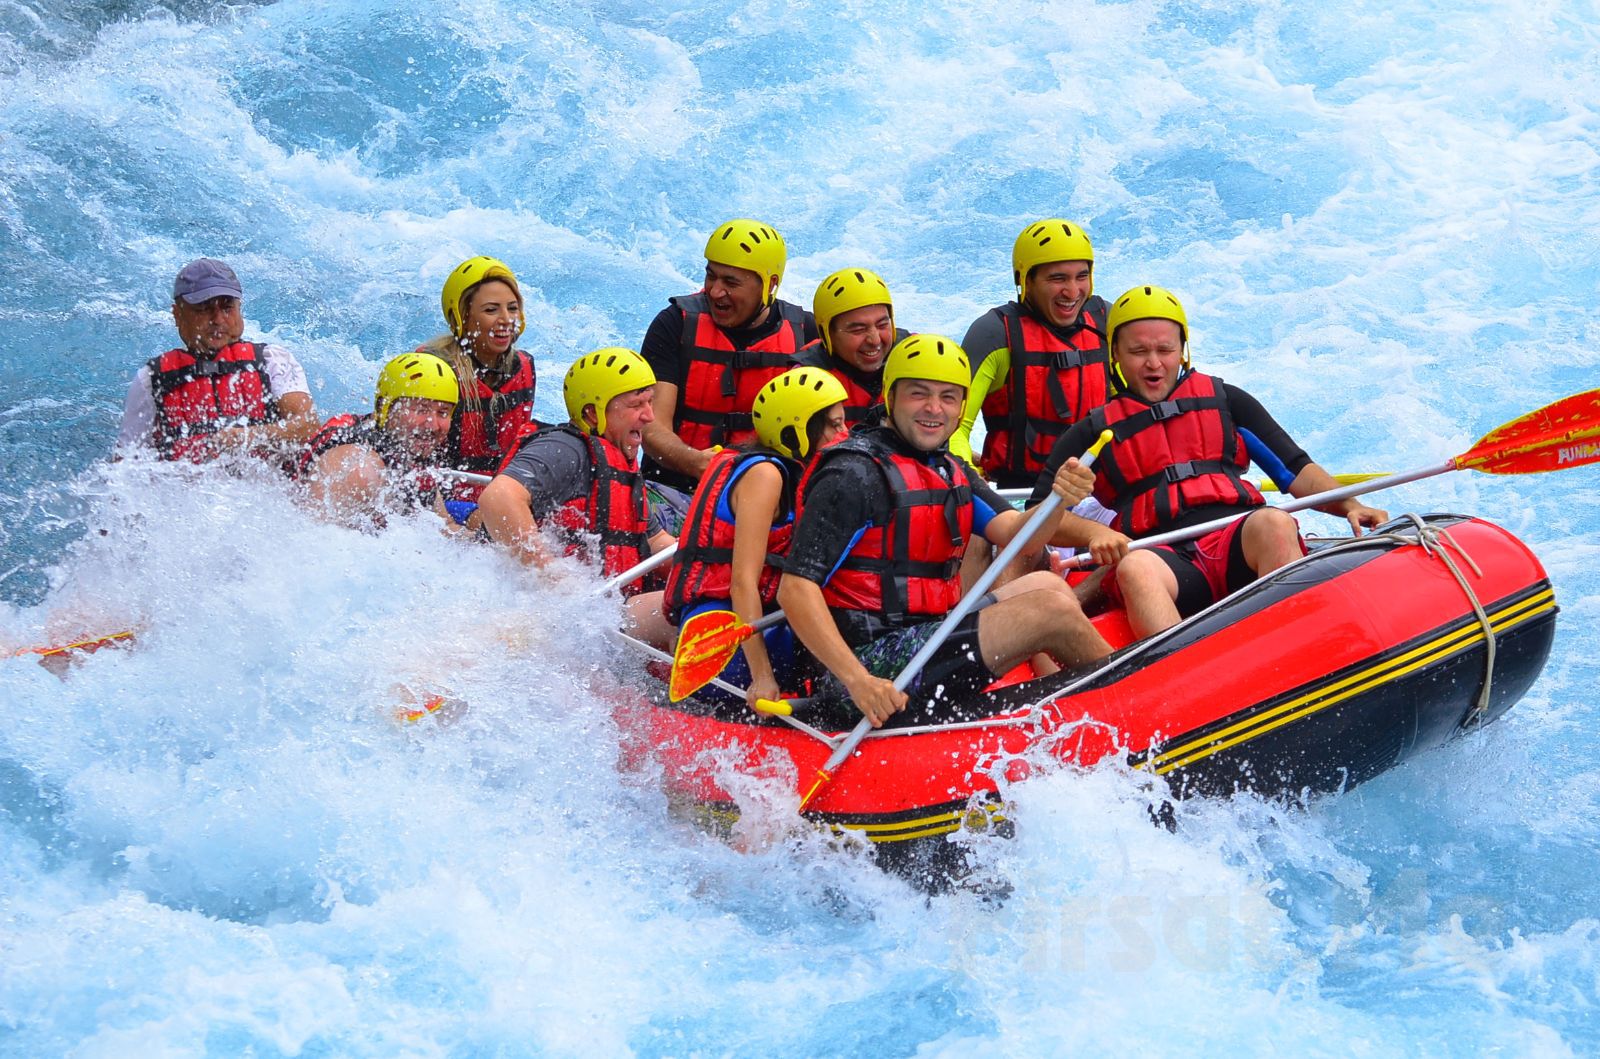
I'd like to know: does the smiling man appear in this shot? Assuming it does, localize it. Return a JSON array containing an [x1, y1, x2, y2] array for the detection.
[[792, 267, 908, 429], [479, 347, 677, 646], [119, 257, 319, 464], [951, 219, 1111, 488], [296, 352, 459, 528], [1032, 285, 1389, 640], [638, 219, 817, 494], [777, 334, 1113, 729]]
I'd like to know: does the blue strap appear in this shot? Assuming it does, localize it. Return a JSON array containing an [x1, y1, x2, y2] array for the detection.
[[1241, 428, 1292, 491]]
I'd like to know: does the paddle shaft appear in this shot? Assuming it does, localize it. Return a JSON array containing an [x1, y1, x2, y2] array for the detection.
[[994, 471, 1389, 502], [436, 468, 493, 485], [596, 544, 676, 596], [1063, 458, 1455, 567]]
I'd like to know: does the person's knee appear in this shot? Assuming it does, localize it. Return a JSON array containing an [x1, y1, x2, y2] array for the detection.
[[1247, 507, 1298, 544], [1115, 551, 1168, 590]]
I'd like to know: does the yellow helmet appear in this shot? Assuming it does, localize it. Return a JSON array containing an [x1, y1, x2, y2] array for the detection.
[[881, 334, 971, 407], [1011, 218, 1094, 302], [751, 367, 849, 460], [440, 256, 526, 341], [563, 347, 656, 436], [1106, 285, 1190, 392], [704, 219, 786, 305], [813, 267, 893, 354], [374, 352, 459, 428]]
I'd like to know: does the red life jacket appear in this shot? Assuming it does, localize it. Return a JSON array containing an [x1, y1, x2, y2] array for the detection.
[[801, 426, 973, 627], [661, 448, 796, 622], [544, 424, 652, 595], [447, 349, 539, 475], [295, 413, 438, 509], [1089, 371, 1264, 537], [146, 342, 276, 462], [793, 330, 907, 428], [670, 293, 809, 449], [978, 300, 1110, 483]]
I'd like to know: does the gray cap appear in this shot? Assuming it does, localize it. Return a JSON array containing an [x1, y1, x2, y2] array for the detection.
[[173, 258, 243, 304]]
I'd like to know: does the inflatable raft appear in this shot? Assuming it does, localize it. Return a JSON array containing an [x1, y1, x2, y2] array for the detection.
[[619, 513, 1557, 884]]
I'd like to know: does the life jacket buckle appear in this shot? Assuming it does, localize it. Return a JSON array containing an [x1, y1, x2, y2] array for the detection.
[[1164, 461, 1199, 483], [1149, 399, 1182, 421]]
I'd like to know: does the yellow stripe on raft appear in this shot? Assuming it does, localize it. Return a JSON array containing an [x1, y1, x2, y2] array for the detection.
[[1146, 589, 1556, 775]]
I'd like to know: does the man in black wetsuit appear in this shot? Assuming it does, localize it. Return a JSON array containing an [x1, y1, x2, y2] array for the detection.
[[1033, 285, 1388, 640], [777, 334, 1112, 729]]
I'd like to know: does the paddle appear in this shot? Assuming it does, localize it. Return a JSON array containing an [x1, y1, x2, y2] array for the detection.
[[1061, 387, 1600, 567], [669, 608, 789, 701], [992, 471, 1391, 503], [11, 629, 138, 675], [797, 430, 1114, 811], [435, 468, 494, 485]]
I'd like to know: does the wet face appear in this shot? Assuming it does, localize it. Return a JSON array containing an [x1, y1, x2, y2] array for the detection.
[[1024, 260, 1093, 328], [172, 295, 244, 355], [827, 304, 894, 374], [888, 379, 966, 453], [599, 386, 656, 462], [385, 397, 455, 460], [1113, 319, 1185, 401], [462, 279, 520, 366], [703, 262, 768, 330]]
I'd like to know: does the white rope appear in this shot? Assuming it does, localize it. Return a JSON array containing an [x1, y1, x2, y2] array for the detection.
[[1362, 515, 1496, 727]]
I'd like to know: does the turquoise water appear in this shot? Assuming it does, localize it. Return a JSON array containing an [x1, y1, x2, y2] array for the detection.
[[3, 0, 1599, 1054]]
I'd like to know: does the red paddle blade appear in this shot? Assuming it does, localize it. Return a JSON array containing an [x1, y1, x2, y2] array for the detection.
[[668, 609, 751, 702], [1458, 388, 1600, 475]]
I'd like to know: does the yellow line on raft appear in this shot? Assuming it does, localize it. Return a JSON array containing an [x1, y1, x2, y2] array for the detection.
[[1147, 588, 1556, 775]]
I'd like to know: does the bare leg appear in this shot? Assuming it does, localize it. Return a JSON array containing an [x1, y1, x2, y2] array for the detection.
[[623, 591, 676, 651], [977, 571, 1113, 674], [1113, 550, 1182, 639], [1240, 507, 1304, 578]]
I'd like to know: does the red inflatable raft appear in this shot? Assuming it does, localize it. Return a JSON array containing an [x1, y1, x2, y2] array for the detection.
[[619, 513, 1556, 884]]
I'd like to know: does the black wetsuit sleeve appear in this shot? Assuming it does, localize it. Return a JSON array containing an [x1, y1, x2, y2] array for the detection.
[[779, 455, 885, 584], [1026, 418, 1098, 507], [640, 305, 686, 389], [1226, 384, 1312, 479], [499, 431, 593, 521], [959, 309, 1009, 375]]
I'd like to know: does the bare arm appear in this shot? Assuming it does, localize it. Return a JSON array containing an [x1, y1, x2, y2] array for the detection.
[[304, 443, 387, 527], [728, 463, 784, 701], [985, 456, 1097, 554], [478, 474, 560, 568], [210, 391, 320, 457], [1289, 462, 1388, 534], [641, 381, 716, 480]]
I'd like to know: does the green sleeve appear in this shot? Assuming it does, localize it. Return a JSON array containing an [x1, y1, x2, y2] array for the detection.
[[950, 344, 1010, 464]]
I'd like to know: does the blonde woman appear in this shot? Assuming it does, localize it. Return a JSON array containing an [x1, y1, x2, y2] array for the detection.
[[419, 256, 540, 495]]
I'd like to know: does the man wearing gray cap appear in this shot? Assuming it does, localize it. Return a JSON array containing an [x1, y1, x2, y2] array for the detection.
[[117, 258, 318, 463]]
